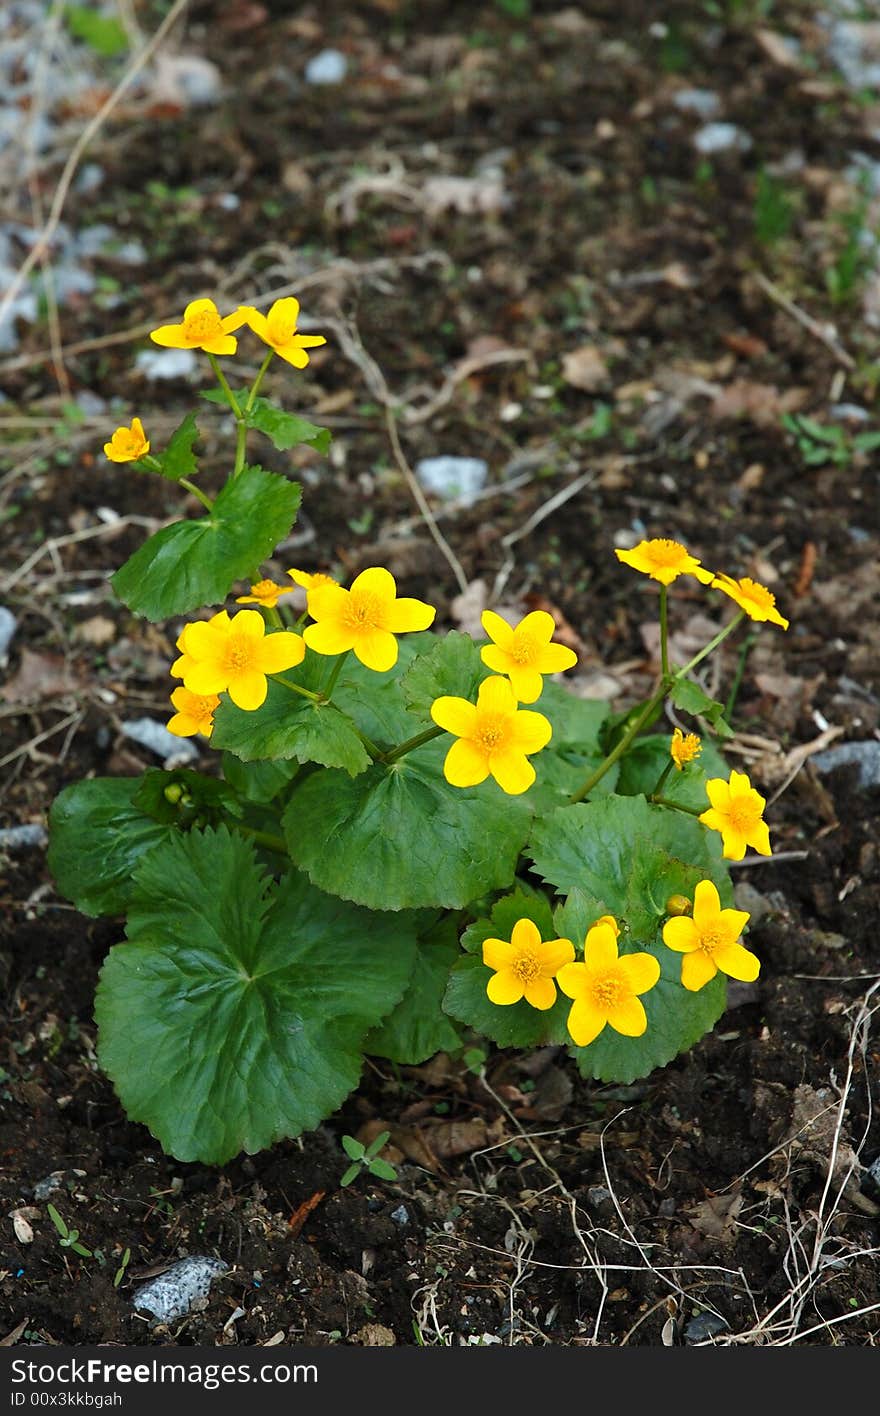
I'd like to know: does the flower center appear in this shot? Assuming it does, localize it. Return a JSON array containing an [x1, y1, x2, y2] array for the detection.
[[118, 431, 139, 453], [476, 713, 511, 754], [511, 950, 541, 984], [223, 634, 257, 673], [344, 590, 386, 631], [511, 633, 539, 666], [698, 928, 724, 956], [649, 539, 686, 568], [184, 309, 223, 343], [591, 971, 623, 1009], [267, 312, 296, 345], [740, 579, 775, 612], [251, 580, 277, 602], [728, 798, 758, 833]]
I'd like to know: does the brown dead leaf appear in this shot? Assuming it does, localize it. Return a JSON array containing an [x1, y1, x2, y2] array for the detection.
[[419, 1115, 506, 1160], [755, 28, 801, 70], [687, 1188, 743, 1242], [0, 648, 80, 703], [712, 379, 808, 427], [561, 345, 610, 393], [355, 1119, 437, 1171], [75, 615, 116, 648], [723, 330, 769, 359]]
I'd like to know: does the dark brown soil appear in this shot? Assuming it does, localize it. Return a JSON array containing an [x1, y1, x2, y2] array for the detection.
[[1, 0, 879, 1347]]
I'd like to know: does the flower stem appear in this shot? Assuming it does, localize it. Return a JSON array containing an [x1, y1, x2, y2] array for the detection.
[[383, 724, 446, 766], [649, 795, 703, 817], [234, 824, 288, 855], [569, 692, 664, 803], [245, 350, 275, 412], [725, 629, 756, 723], [659, 584, 669, 678], [649, 757, 675, 800], [275, 674, 322, 703], [262, 605, 283, 629], [207, 354, 241, 420], [321, 650, 350, 702], [178, 477, 214, 512], [677, 611, 746, 680]]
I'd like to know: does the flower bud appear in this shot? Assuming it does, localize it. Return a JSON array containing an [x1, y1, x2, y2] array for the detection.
[[665, 894, 692, 917], [163, 782, 184, 805]]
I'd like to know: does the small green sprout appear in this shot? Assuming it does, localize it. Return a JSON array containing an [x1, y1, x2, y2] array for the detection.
[[340, 1130, 398, 1187], [113, 1247, 132, 1288], [47, 1204, 93, 1258]]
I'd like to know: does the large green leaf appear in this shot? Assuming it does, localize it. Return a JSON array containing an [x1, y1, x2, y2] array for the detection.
[[669, 678, 734, 738], [112, 465, 301, 620], [366, 915, 462, 1063], [212, 675, 370, 777], [400, 631, 486, 720], [554, 891, 727, 1083], [538, 683, 608, 749], [96, 829, 417, 1163], [202, 389, 331, 453], [444, 890, 571, 1047], [220, 753, 299, 803], [47, 778, 174, 917], [282, 739, 530, 910], [152, 411, 200, 481]]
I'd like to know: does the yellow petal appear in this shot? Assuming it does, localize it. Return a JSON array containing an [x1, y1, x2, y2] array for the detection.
[[681, 950, 718, 992], [353, 628, 399, 672], [269, 296, 300, 326], [713, 942, 760, 982], [540, 937, 576, 975], [149, 323, 187, 348], [228, 670, 268, 711], [487, 969, 524, 1005], [184, 662, 228, 695], [523, 976, 557, 1010], [476, 675, 517, 715], [510, 708, 552, 754], [307, 582, 350, 620], [556, 961, 587, 999], [166, 711, 198, 737], [480, 609, 515, 650], [294, 334, 327, 348], [242, 307, 269, 340], [274, 344, 310, 368], [385, 597, 435, 633], [584, 921, 619, 971], [482, 937, 514, 972], [510, 918, 542, 951], [518, 610, 556, 642], [705, 778, 731, 811], [535, 642, 578, 674], [232, 609, 266, 640], [258, 631, 306, 674], [430, 696, 478, 737], [617, 951, 661, 996], [199, 334, 238, 355], [222, 307, 251, 332], [480, 644, 515, 677], [184, 298, 218, 321], [748, 820, 772, 856], [351, 566, 396, 604], [662, 917, 699, 953], [692, 879, 722, 927], [506, 665, 544, 705], [444, 738, 490, 788], [606, 995, 648, 1037], [490, 751, 535, 796], [303, 620, 355, 657], [566, 998, 607, 1047]]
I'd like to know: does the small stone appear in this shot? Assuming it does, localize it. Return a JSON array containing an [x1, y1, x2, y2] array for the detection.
[[685, 1311, 729, 1344], [733, 881, 774, 924], [390, 1205, 409, 1227], [132, 1256, 228, 1324], [0, 824, 48, 851], [0, 605, 18, 663], [812, 741, 880, 790], [587, 1185, 612, 1207], [135, 348, 198, 381], [305, 49, 348, 85], [693, 123, 752, 155], [862, 1154, 880, 1202], [415, 455, 489, 505], [673, 88, 721, 119], [33, 1173, 64, 1201], [122, 718, 199, 766]]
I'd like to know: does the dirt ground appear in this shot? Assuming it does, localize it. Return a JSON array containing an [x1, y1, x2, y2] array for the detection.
[[1, 0, 879, 1347]]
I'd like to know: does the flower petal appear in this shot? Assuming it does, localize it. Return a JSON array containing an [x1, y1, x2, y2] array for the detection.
[[606, 994, 648, 1037], [506, 665, 544, 705], [274, 344, 310, 368], [183, 662, 228, 695], [480, 610, 515, 650], [307, 582, 350, 620], [351, 566, 396, 604], [385, 596, 435, 633], [199, 334, 238, 355], [149, 323, 187, 348], [510, 918, 542, 951], [270, 296, 300, 326], [713, 942, 760, 982], [232, 609, 267, 640], [540, 937, 576, 975], [556, 962, 587, 999], [166, 712, 198, 737], [566, 998, 607, 1047], [184, 298, 218, 321], [228, 670, 268, 711], [487, 969, 524, 1005], [662, 917, 699, 953], [583, 921, 619, 971], [477, 675, 517, 715], [681, 950, 718, 991], [431, 695, 479, 738], [748, 820, 772, 856], [482, 937, 514, 972], [535, 642, 578, 674], [705, 778, 731, 811], [510, 708, 552, 754], [692, 879, 722, 927], [354, 628, 399, 672], [480, 644, 515, 676], [490, 751, 536, 796], [618, 952, 661, 996], [523, 975, 557, 1010], [443, 738, 490, 788], [303, 619, 355, 658], [258, 631, 306, 674]]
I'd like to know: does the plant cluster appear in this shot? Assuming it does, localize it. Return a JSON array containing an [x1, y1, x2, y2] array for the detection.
[[49, 297, 789, 1163]]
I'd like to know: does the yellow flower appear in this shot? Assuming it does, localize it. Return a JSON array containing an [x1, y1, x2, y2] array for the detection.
[[615, 538, 714, 586], [557, 918, 661, 1047], [171, 611, 227, 680], [479, 609, 578, 704], [431, 675, 551, 796], [166, 687, 220, 739], [303, 566, 435, 672], [149, 298, 247, 355], [699, 769, 771, 860], [104, 417, 150, 463], [482, 918, 575, 1010], [662, 879, 757, 991], [181, 609, 305, 711], [238, 298, 327, 369], [235, 579, 296, 609], [670, 727, 701, 770], [711, 573, 789, 630], [287, 567, 339, 596]]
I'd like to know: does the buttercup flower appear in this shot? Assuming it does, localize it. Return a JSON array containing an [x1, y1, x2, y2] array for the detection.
[[557, 918, 661, 1047], [482, 918, 575, 1010], [181, 609, 305, 711], [663, 879, 757, 991], [287, 568, 339, 594], [671, 727, 701, 771], [149, 298, 246, 355], [479, 609, 578, 704], [615, 538, 714, 586], [238, 298, 327, 369], [104, 417, 150, 463], [171, 611, 228, 681], [431, 675, 552, 795], [711, 573, 789, 630], [700, 769, 771, 860], [303, 567, 435, 672], [235, 579, 295, 609], [166, 687, 220, 739]]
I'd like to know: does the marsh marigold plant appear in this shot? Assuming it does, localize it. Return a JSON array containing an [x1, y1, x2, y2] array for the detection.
[[48, 292, 793, 1166]]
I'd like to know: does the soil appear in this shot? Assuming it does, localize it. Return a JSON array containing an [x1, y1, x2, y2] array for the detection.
[[1, 0, 879, 1347]]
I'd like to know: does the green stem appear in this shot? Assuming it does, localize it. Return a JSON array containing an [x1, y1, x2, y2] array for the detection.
[[570, 692, 664, 803], [234, 824, 288, 855], [725, 630, 756, 723], [178, 477, 214, 512], [649, 795, 703, 817], [233, 419, 248, 477], [262, 605, 283, 629], [207, 354, 241, 419], [321, 650, 350, 701], [649, 757, 675, 800], [275, 674, 322, 703], [659, 584, 669, 679], [677, 611, 746, 680], [383, 724, 446, 766], [245, 350, 275, 412]]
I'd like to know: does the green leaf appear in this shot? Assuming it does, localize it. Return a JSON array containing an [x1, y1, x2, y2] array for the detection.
[[366, 915, 462, 1063], [368, 1158, 398, 1181], [332, 634, 434, 747], [554, 891, 727, 1083], [342, 1136, 365, 1161], [212, 672, 371, 777], [365, 1130, 391, 1158], [400, 631, 486, 720], [202, 389, 331, 453], [221, 753, 299, 803], [112, 466, 301, 620], [444, 890, 571, 1047], [151, 412, 200, 481], [64, 4, 128, 56], [283, 740, 530, 910], [617, 735, 728, 811], [132, 767, 242, 825], [539, 683, 608, 750], [95, 828, 417, 1163], [669, 678, 733, 736], [48, 778, 174, 917], [527, 795, 731, 939], [340, 1164, 361, 1187]]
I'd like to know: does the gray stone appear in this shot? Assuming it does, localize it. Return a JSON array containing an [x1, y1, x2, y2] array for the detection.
[[0, 605, 17, 662], [862, 1154, 880, 1202], [390, 1205, 409, 1226], [0, 824, 48, 851], [415, 455, 489, 505], [812, 741, 880, 790], [122, 718, 199, 765], [685, 1311, 729, 1344], [132, 1256, 227, 1324], [305, 49, 348, 86], [33, 1173, 64, 1201], [693, 123, 752, 155], [673, 89, 721, 119], [135, 347, 199, 381]]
